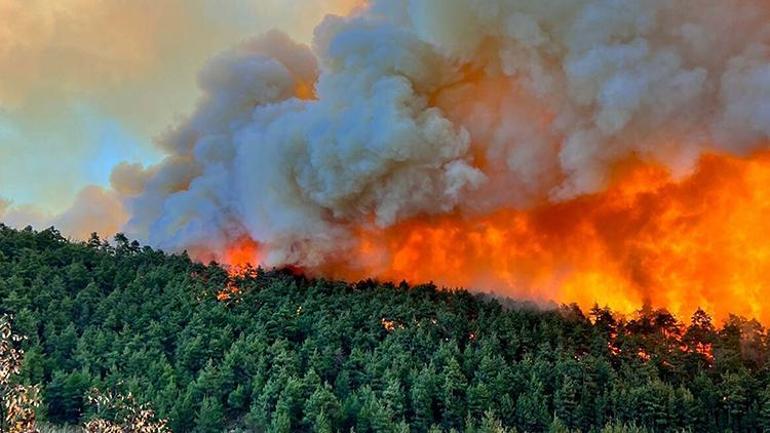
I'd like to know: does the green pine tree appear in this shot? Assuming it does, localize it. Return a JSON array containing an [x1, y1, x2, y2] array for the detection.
[[195, 396, 224, 433]]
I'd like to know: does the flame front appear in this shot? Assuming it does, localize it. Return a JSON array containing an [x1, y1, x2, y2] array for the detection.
[[113, 1, 770, 326], [223, 238, 261, 272], [306, 152, 770, 324]]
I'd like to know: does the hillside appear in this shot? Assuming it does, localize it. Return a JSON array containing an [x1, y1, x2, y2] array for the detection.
[[1, 224, 770, 433]]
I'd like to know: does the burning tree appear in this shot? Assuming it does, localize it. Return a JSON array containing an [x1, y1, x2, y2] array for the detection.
[[0, 314, 41, 433]]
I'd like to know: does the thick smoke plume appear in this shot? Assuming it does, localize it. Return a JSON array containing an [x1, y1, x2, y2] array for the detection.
[[18, 0, 770, 320], [122, 0, 770, 259]]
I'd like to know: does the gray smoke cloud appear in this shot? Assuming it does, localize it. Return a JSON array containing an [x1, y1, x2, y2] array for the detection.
[[102, 0, 770, 267]]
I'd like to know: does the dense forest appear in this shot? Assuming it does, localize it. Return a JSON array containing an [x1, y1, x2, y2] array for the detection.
[[2, 224, 770, 432]]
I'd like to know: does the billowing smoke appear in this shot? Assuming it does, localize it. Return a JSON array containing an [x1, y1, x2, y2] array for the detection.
[[6, 0, 770, 321], [114, 0, 770, 272]]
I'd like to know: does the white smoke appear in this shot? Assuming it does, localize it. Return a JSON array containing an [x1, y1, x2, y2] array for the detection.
[[115, 0, 770, 267]]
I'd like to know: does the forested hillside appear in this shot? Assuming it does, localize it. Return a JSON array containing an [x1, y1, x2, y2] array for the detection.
[[2, 224, 770, 433]]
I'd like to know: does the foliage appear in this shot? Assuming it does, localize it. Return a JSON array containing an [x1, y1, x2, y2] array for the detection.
[[1, 313, 41, 433], [1, 225, 770, 432], [83, 388, 171, 433]]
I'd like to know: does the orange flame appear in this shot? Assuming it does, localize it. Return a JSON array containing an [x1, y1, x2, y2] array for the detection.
[[223, 238, 260, 269], [693, 342, 715, 364], [213, 151, 770, 324], [308, 151, 770, 325], [637, 349, 651, 362], [212, 238, 261, 301]]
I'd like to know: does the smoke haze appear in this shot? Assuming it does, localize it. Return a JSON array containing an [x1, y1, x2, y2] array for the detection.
[[113, 0, 770, 262], [0, 0, 363, 212], [6, 0, 770, 321]]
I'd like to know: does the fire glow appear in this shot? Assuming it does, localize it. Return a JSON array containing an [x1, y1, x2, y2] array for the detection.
[[223, 152, 770, 324], [103, 0, 770, 328]]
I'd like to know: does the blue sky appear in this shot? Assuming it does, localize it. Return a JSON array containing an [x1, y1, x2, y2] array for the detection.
[[0, 0, 360, 214]]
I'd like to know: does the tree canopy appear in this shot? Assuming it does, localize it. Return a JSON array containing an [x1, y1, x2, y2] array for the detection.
[[1, 224, 769, 432]]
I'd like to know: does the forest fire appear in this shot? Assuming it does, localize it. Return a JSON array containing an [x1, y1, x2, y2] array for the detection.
[[298, 151, 770, 325], [222, 238, 261, 273], [212, 238, 260, 301], [11, 0, 770, 431], [207, 151, 770, 324], [92, 0, 770, 330]]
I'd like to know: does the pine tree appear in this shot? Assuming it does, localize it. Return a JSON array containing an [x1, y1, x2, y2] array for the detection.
[[269, 399, 292, 433], [395, 419, 411, 433], [441, 358, 467, 430], [195, 395, 224, 433], [357, 386, 391, 433], [467, 382, 490, 420], [169, 386, 197, 432], [478, 410, 514, 433], [723, 371, 750, 432], [514, 375, 549, 433], [548, 417, 570, 433], [382, 370, 405, 420], [313, 410, 333, 433], [303, 382, 341, 429], [227, 383, 249, 413], [411, 367, 437, 433], [554, 376, 578, 428], [44, 370, 91, 424], [760, 385, 770, 432]]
